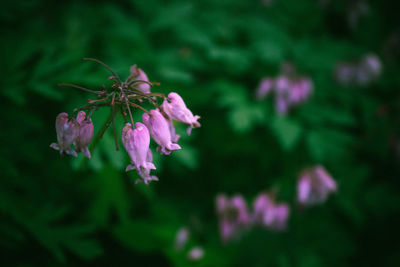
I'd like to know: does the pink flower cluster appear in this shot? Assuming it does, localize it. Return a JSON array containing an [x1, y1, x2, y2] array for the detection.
[[256, 66, 313, 114], [215, 193, 289, 244], [216, 165, 337, 243], [51, 60, 200, 185], [50, 111, 94, 158], [335, 53, 382, 86]]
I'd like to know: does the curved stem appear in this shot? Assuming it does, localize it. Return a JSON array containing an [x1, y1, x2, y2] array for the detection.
[[83, 58, 122, 83]]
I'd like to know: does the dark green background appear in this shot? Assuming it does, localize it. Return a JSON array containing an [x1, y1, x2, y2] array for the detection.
[[1, 0, 400, 266]]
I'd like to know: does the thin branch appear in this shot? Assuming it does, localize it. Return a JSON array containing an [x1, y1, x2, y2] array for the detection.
[[127, 101, 150, 114], [83, 58, 122, 83], [58, 83, 104, 95]]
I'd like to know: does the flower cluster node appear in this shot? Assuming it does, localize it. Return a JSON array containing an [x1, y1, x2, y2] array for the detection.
[[51, 58, 200, 185]]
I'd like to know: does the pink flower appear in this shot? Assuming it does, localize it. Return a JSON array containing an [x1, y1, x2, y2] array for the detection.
[[216, 194, 250, 244], [130, 66, 151, 94], [50, 112, 79, 157], [142, 109, 181, 155], [75, 111, 94, 158], [121, 122, 158, 185], [252, 193, 289, 231], [162, 92, 200, 135], [297, 165, 337, 206]]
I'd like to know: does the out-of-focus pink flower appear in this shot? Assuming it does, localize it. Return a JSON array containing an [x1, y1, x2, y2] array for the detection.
[[263, 203, 290, 231], [255, 68, 313, 114], [142, 109, 181, 155], [297, 165, 337, 206], [275, 76, 291, 93], [130, 66, 151, 94], [361, 54, 382, 78], [162, 92, 201, 135], [75, 111, 94, 158], [121, 122, 158, 185], [335, 53, 382, 86], [50, 112, 79, 157], [335, 63, 356, 85], [216, 194, 250, 244], [252, 193, 290, 231], [256, 78, 274, 100], [175, 227, 190, 251], [187, 246, 204, 261]]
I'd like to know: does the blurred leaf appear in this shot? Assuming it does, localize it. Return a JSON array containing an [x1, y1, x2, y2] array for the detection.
[[270, 116, 302, 151]]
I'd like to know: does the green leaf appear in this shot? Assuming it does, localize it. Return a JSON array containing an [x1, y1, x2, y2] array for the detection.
[[270, 116, 302, 151]]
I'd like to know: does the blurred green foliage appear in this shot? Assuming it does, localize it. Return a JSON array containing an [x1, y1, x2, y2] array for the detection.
[[1, 0, 400, 266]]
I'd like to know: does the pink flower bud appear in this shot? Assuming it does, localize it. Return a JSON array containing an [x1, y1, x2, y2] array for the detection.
[[121, 122, 158, 185], [75, 111, 94, 158], [161, 92, 200, 135], [130, 66, 151, 94], [50, 112, 79, 157], [297, 165, 337, 206], [142, 109, 181, 155]]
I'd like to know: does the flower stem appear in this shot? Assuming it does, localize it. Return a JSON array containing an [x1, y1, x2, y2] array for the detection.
[[58, 83, 104, 95], [83, 58, 122, 84]]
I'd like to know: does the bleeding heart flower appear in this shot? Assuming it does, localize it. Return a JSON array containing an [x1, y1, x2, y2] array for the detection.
[[162, 92, 200, 135], [75, 111, 94, 158], [121, 122, 158, 185], [50, 112, 79, 157], [130, 66, 151, 94], [142, 109, 181, 155]]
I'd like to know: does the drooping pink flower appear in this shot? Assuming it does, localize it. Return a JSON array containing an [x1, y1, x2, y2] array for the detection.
[[216, 194, 250, 244], [252, 193, 289, 231], [75, 111, 94, 158], [162, 92, 201, 135], [121, 122, 158, 185], [142, 109, 181, 155], [130, 66, 151, 94], [50, 112, 79, 157], [297, 165, 337, 206]]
